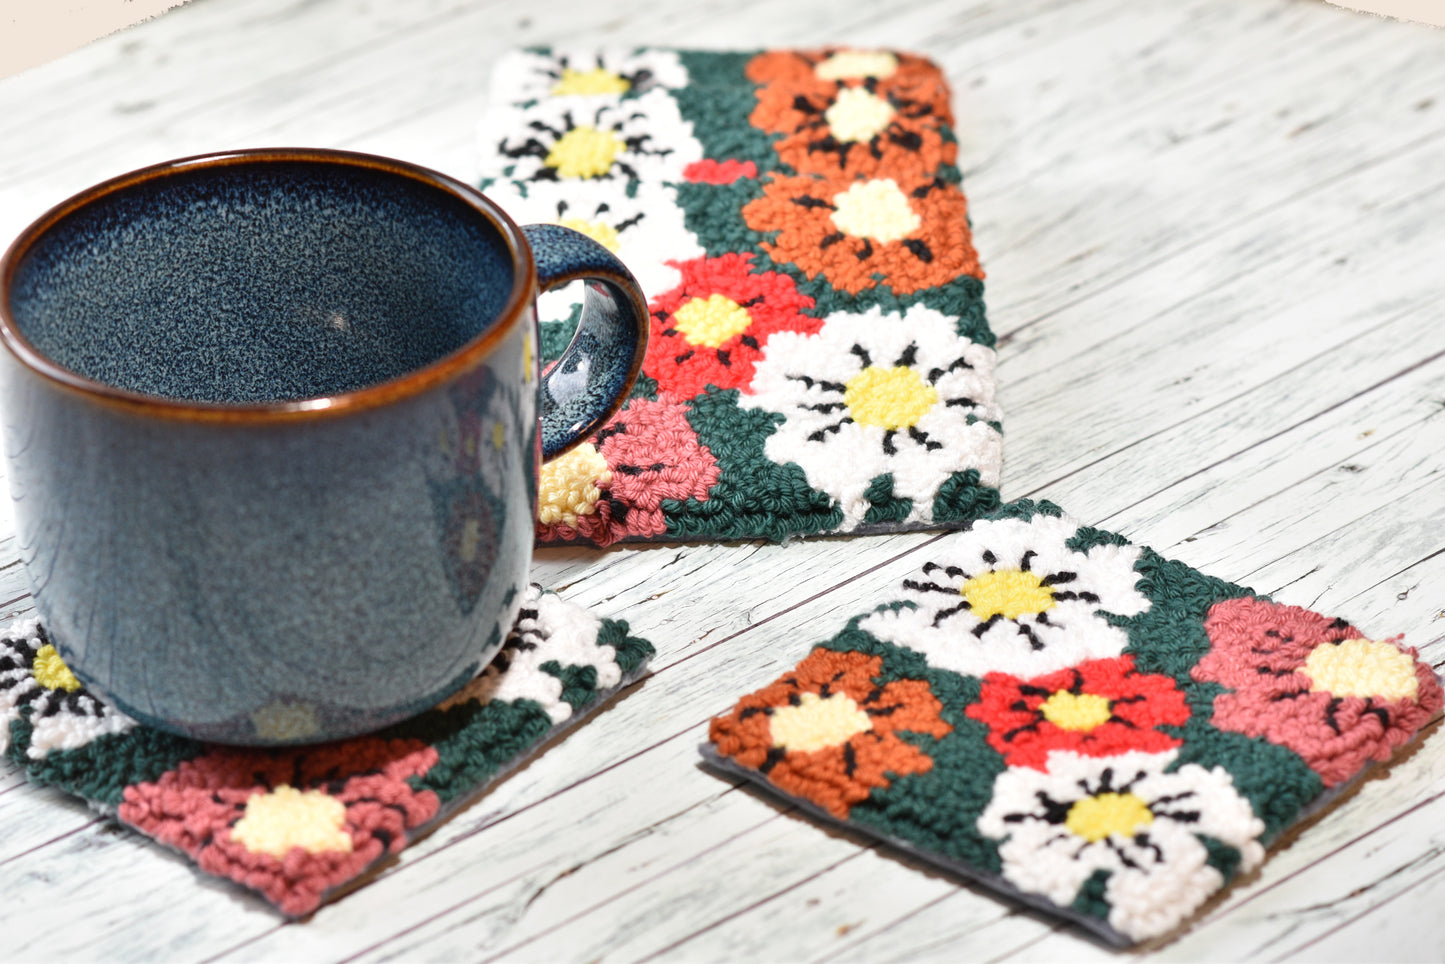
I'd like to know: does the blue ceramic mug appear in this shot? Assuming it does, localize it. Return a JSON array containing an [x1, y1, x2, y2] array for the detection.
[[0, 148, 648, 745]]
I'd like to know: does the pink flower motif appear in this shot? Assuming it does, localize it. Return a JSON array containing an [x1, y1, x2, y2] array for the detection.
[[1193, 596, 1442, 787], [118, 737, 440, 916], [538, 394, 720, 547]]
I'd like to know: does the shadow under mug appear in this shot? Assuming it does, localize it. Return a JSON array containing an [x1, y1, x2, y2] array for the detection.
[[0, 148, 648, 745]]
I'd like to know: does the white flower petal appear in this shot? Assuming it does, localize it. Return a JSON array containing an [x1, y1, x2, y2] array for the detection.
[[979, 751, 1265, 942], [742, 305, 1002, 529], [0, 620, 137, 759], [27, 700, 136, 759], [481, 178, 702, 319], [490, 48, 688, 104], [446, 586, 622, 724], [996, 818, 1119, 907], [859, 512, 1148, 677], [478, 88, 702, 186], [1104, 849, 1223, 941]]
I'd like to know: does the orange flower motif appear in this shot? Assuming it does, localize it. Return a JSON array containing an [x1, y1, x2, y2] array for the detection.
[[751, 78, 956, 179], [709, 648, 951, 819], [743, 171, 982, 295], [745, 49, 948, 103], [746, 47, 954, 181]]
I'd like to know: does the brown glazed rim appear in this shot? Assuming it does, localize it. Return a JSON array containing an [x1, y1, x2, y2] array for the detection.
[[0, 148, 539, 424]]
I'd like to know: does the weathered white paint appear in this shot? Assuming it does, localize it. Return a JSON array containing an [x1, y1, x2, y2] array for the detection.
[[0, 0, 1441, 959]]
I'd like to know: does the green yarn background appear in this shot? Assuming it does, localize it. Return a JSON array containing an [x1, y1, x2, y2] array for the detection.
[[818, 619, 1007, 874], [527, 48, 1005, 544], [6, 614, 653, 815], [6, 718, 202, 807], [672, 180, 995, 346], [671, 387, 843, 541], [706, 501, 1366, 934], [1119, 548, 1323, 840]]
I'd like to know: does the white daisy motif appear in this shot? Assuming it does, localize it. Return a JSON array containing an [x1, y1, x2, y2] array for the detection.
[[858, 514, 1148, 678], [479, 88, 702, 186], [740, 305, 1002, 529], [0, 620, 135, 758], [490, 48, 688, 104], [978, 750, 1266, 942], [481, 177, 703, 316], [439, 585, 622, 724]]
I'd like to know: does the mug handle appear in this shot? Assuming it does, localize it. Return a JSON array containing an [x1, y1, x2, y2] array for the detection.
[[521, 223, 650, 460]]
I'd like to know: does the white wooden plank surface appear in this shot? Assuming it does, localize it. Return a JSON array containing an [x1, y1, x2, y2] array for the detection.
[[0, 0, 1442, 960]]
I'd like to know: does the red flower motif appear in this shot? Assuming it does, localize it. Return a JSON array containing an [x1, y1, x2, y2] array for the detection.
[[1193, 597, 1443, 787], [118, 737, 440, 916], [710, 648, 952, 819], [684, 158, 758, 184], [537, 394, 721, 547], [966, 656, 1189, 770], [644, 253, 821, 397]]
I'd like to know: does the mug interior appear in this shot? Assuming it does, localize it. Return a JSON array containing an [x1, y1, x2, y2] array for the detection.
[[6, 158, 515, 404]]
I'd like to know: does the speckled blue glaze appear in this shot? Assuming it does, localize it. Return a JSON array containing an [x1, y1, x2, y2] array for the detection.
[[522, 223, 648, 459], [0, 150, 648, 745], [11, 162, 513, 403]]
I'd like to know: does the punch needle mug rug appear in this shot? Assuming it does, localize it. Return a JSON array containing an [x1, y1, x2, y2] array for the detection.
[[478, 47, 1003, 546], [0, 586, 652, 916], [703, 501, 1442, 945]]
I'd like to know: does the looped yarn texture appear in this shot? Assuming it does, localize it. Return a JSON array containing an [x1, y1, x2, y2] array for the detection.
[[478, 47, 1002, 546], [0, 586, 653, 917], [703, 501, 1443, 947]]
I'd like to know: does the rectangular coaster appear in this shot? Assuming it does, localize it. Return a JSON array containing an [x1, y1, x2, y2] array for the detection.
[[478, 48, 1004, 546], [0, 585, 652, 917], [700, 500, 1441, 946]]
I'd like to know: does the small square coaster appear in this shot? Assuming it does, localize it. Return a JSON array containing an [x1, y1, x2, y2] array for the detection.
[[701, 501, 1440, 946], [1, 585, 652, 916]]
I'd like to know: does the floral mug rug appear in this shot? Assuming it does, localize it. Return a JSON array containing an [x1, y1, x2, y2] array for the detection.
[[478, 47, 1003, 546], [702, 501, 1442, 946], [0, 586, 652, 916]]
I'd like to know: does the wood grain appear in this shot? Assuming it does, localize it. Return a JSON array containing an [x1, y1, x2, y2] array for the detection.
[[0, 0, 1441, 959]]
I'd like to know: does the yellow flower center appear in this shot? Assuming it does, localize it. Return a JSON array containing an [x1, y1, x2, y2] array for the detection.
[[544, 125, 626, 179], [844, 365, 937, 429], [1303, 637, 1419, 701], [816, 50, 899, 80], [1039, 691, 1113, 732], [32, 644, 81, 692], [672, 294, 754, 348], [556, 217, 623, 253], [1066, 792, 1154, 843], [961, 569, 1055, 621], [250, 701, 320, 742], [458, 515, 482, 563], [551, 67, 631, 97], [230, 785, 353, 858], [769, 691, 872, 753], [830, 178, 920, 243], [825, 87, 895, 143], [538, 442, 611, 526]]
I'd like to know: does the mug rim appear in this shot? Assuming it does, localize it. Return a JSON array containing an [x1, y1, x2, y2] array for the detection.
[[0, 147, 539, 424]]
